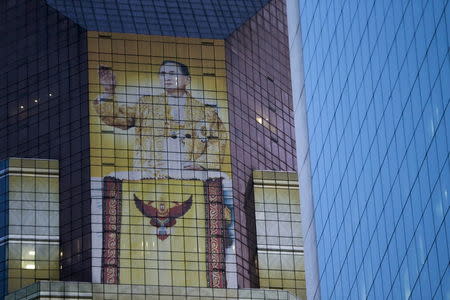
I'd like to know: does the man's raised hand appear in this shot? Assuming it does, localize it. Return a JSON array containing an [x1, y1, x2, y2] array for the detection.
[[98, 65, 116, 94]]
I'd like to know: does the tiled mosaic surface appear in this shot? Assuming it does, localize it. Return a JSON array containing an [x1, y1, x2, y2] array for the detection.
[[225, 0, 297, 288], [6, 281, 300, 300], [253, 171, 305, 299], [0, 0, 92, 282], [0, 158, 60, 297], [44, 0, 271, 38]]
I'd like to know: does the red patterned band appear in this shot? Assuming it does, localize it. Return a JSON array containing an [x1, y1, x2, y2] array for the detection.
[[205, 178, 227, 288], [101, 177, 122, 284]]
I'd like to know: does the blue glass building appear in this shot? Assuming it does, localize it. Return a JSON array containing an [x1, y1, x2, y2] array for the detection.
[[289, 0, 449, 299]]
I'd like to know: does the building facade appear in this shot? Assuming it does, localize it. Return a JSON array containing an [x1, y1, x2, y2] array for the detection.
[[1, 0, 306, 299], [289, 0, 449, 299]]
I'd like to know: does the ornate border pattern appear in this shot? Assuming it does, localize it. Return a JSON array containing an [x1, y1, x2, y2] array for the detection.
[[101, 176, 122, 284], [205, 178, 227, 288]]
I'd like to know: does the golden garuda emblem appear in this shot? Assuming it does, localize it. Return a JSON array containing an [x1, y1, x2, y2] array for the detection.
[[133, 194, 193, 241]]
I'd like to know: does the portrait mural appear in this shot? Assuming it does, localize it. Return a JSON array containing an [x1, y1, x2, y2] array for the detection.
[[88, 32, 236, 288]]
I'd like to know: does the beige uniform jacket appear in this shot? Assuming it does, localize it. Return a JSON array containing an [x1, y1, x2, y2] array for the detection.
[[94, 92, 227, 174]]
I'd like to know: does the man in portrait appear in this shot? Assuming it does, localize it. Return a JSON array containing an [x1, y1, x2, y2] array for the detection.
[[89, 36, 236, 288], [93, 60, 228, 179]]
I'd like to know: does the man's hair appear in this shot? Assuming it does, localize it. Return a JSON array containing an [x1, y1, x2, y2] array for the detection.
[[160, 60, 190, 76]]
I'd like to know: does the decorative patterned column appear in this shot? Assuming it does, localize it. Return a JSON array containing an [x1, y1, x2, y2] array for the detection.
[[205, 178, 227, 288], [101, 177, 122, 284]]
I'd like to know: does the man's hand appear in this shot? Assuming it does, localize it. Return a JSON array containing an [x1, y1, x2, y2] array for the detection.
[[98, 65, 116, 94]]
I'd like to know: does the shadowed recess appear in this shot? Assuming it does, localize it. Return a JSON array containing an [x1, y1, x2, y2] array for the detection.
[[45, 0, 271, 38]]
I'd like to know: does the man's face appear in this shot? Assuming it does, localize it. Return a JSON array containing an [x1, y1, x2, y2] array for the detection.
[[159, 63, 190, 91]]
